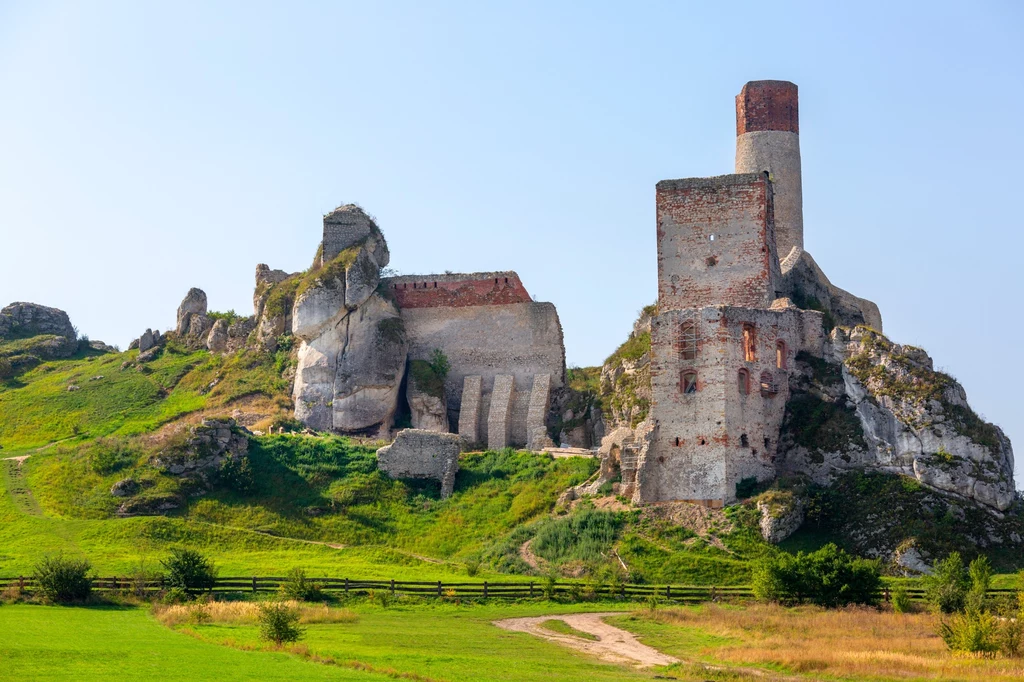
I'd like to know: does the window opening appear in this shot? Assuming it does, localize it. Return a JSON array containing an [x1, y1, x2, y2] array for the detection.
[[674, 437, 680, 447], [776, 340, 787, 369], [680, 319, 697, 361], [742, 324, 756, 362], [764, 437, 770, 449], [740, 434, 749, 447], [759, 371, 777, 397], [737, 368, 750, 395], [681, 370, 698, 394]]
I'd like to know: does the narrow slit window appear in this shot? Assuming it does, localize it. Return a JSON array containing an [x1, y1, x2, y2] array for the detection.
[[680, 320, 697, 360], [681, 370, 698, 394], [737, 368, 750, 395], [742, 324, 756, 362], [776, 340, 787, 369], [740, 434, 749, 448]]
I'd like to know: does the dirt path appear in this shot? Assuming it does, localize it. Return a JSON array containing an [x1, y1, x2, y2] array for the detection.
[[493, 612, 678, 668], [1, 454, 43, 516]]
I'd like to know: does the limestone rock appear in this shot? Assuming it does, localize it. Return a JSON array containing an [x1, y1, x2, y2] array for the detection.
[[206, 319, 229, 352], [376, 429, 461, 498], [0, 302, 78, 358], [137, 329, 156, 353], [322, 204, 389, 267], [176, 288, 207, 335], [152, 418, 250, 479], [407, 384, 448, 433], [778, 327, 1016, 512], [756, 493, 804, 543], [110, 478, 140, 497]]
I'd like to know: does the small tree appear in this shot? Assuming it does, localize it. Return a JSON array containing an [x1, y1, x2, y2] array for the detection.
[[258, 602, 304, 645], [751, 544, 880, 607], [34, 555, 92, 603], [924, 552, 970, 614], [280, 568, 323, 602], [161, 548, 217, 596]]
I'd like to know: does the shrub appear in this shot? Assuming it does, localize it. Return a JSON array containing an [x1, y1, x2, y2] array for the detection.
[[257, 601, 304, 645], [33, 555, 92, 603], [751, 544, 880, 607], [891, 586, 912, 614], [939, 606, 997, 654], [465, 560, 480, 577], [161, 548, 217, 595], [923, 552, 970, 614], [280, 568, 323, 602], [217, 454, 255, 494], [90, 438, 138, 475]]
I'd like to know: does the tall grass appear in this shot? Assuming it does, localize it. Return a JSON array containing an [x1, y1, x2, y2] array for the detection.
[[153, 600, 358, 627]]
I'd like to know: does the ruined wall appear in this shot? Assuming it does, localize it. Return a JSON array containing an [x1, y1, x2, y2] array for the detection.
[[376, 429, 461, 498], [735, 80, 803, 258], [385, 272, 532, 309], [400, 301, 565, 447], [657, 173, 780, 312], [635, 305, 824, 505]]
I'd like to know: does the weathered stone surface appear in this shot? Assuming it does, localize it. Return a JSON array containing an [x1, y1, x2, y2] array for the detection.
[[756, 493, 804, 543], [487, 375, 515, 450], [0, 302, 78, 359], [206, 318, 229, 352], [110, 478, 140, 497], [344, 239, 383, 309], [376, 429, 461, 498], [779, 247, 883, 332], [176, 288, 207, 335], [777, 327, 1016, 512], [152, 418, 250, 478], [137, 329, 156, 353], [407, 370, 448, 433], [322, 205, 387, 265], [457, 375, 483, 446], [525, 374, 553, 451]]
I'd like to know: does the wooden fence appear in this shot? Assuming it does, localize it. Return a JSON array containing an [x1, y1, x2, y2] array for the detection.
[[1, 575, 1016, 603]]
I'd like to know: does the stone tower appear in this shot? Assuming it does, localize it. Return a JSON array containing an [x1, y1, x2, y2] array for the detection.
[[734, 80, 803, 259]]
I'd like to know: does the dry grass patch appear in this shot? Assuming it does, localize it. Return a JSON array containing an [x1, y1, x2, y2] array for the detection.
[[153, 600, 357, 627], [648, 603, 1024, 681]]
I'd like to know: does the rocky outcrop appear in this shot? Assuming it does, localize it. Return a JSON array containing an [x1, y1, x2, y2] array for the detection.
[[755, 491, 804, 543], [778, 326, 1015, 512], [780, 247, 883, 332], [152, 418, 250, 478], [291, 211, 407, 435], [176, 288, 207, 335], [0, 302, 78, 360], [206, 318, 229, 352], [376, 429, 461, 498]]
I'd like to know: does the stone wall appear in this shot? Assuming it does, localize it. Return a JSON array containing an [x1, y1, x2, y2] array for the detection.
[[634, 305, 824, 506], [400, 300, 565, 446], [376, 429, 461, 498], [656, 173, 780, 311], [385, 272, 532, 309]]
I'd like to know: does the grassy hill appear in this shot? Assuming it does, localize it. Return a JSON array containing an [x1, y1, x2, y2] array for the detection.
[[0, 342, 774, 583]]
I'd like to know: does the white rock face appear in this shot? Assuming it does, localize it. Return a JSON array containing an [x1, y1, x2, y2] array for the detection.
[[291, 230, 407, 435], [407, 384, 448, 432]]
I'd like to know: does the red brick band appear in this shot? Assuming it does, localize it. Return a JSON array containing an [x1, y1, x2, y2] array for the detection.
[[736, 80, 798, 135]]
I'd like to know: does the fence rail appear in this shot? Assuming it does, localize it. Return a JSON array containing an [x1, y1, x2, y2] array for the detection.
[[1, 575, 1016, 603]]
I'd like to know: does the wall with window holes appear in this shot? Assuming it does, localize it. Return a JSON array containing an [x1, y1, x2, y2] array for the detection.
[[633, 305, 825, 505], [656, 173, 782, 312]]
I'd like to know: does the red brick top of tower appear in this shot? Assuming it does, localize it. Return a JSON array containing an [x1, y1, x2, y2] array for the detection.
[[736, 80, 798, 135]]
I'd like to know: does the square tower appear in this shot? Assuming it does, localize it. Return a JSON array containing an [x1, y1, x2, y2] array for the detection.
[[656, 172, 780, 311]]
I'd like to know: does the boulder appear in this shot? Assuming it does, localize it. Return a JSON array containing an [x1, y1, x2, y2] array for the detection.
[[138, 329, 156, 353], [376, 429, 461, 498], [110, 478, 140, 497], [756, 493, 804, 543], [407, 384, 448, 433], [176, 288, 208, 335], [206, 319, 229, 353]]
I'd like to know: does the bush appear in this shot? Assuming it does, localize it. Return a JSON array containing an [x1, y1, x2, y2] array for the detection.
[[465, 560, 480, 577], [257, 601, 304, 645], [161, 548, 217, 595], [751, 543, 881, 607], [90, 438, 138, 475], [891, 586, 912, 614], [923, 552, 970, 614], [280, 568, 323, 602], [217, 454, 255, 494], [33, 555, 92, 603], [939, 606, 999, 654]]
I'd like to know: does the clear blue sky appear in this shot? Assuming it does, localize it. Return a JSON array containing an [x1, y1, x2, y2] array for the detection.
[[1, 1, 1021, 489]]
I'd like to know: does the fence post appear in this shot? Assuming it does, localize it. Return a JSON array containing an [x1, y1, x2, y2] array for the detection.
[[18, 576, 24, 591], [252, 576, 257, 593], [437, 580, 442, 597], [529, 582, 534, 598], [483, 581, 488, 599], [666, 585, 671, 600], [390, 579, 395, 596], [344, 578, 349, 595]]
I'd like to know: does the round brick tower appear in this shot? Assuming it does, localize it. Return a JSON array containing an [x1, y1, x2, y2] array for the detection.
[[734, 80, 802, 257]]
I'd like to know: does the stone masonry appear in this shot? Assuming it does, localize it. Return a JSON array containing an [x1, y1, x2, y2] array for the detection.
[[376, 429, 461, 499], [487, 375, 515, 450], [525, 374, 553, 451], [457, 375, 483, 446]]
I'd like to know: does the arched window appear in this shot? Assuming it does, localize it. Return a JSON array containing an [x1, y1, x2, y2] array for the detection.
[[776, 340, 787, 369], [759, 371, 778, 397], [680, 320, 697, 361], [742, 324, 756, 362], [681, 370, 698, 394], [737, 368, 750, 395]]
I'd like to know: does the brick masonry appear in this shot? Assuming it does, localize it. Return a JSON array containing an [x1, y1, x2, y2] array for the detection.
[[735, 80, 798, 135], [656, 173, 780, 312], [385, 272, 532, 309]]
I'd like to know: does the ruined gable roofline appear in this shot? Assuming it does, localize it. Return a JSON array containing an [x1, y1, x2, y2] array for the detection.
[[656, 171, 769, 193]]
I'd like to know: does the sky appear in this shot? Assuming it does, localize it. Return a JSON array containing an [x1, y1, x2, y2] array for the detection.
[[1, 1, 1021, 489]]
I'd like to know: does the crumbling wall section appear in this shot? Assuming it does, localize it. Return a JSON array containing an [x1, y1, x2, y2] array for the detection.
[[376, 429, 461, 498], [385, 272, 532, 309]]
